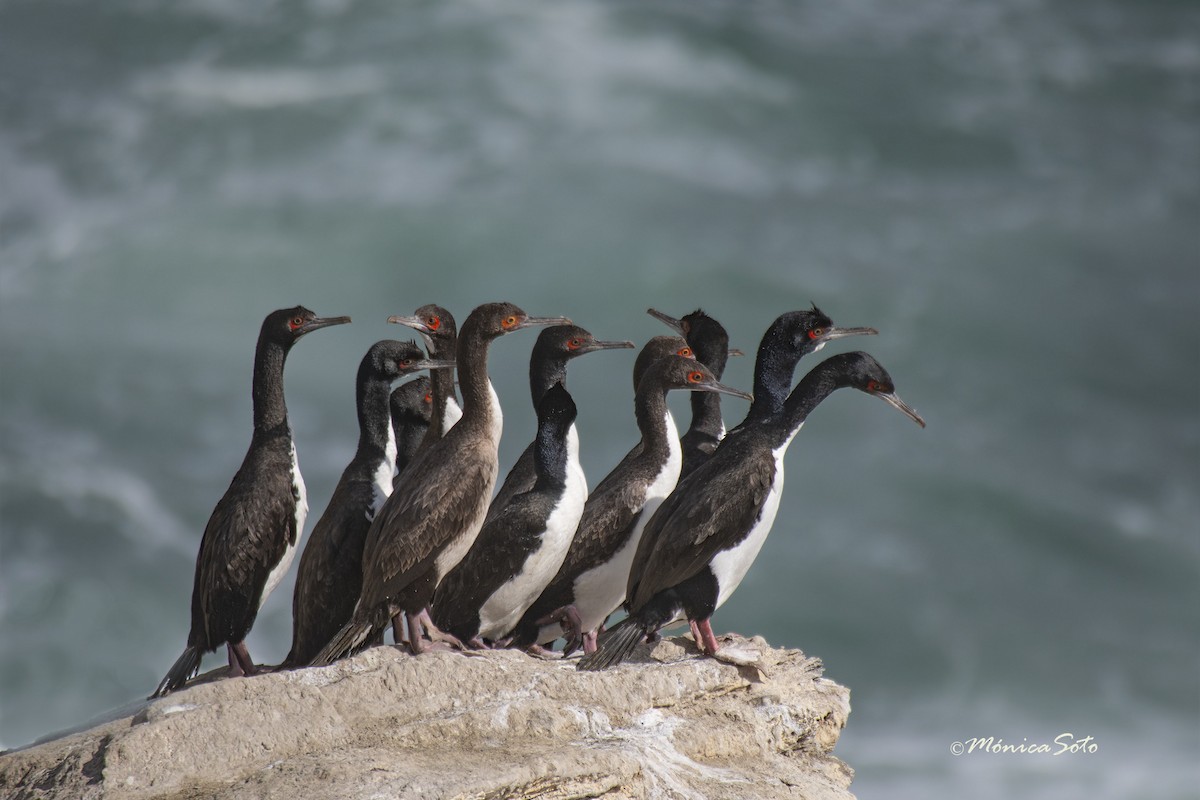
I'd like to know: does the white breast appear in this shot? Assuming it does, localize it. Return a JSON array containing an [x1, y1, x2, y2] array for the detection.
[[568, 411, 681, 635], [442, 396, 464, 435], [478, 426, 587, 639], [261, 441, 308, 608], [368, 424, 398, 519], [709, 424, 802, 610]]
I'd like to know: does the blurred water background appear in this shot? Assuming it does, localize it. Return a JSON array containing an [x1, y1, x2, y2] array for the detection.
[[1, 1, 1197, 797]]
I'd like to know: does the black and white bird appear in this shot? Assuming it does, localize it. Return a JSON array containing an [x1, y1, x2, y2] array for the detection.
[[509, 340, 752, 656], [152, 306, 350, 697], [283, 340, 453, 667], [430, 383, 584, 646], [389, 376, 433, 483], [646, 308, 742, 480], [387, 305, 461, 459], [578, 351, 924, 671], [311, 303, 569, 663], [485, 325, 633, 523]]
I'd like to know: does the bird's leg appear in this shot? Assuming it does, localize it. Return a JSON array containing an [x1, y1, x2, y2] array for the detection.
[[693, 618, 721, 656], [418, 609, 466, 649], [405, 611, 427, 655], [226, 642, 244, 677], [583, 630, 599, 655], [392, 614, 407, 646], [229, 640, 258, 676], [466, 636, 491, 650], [536, 605, 583, 655], [400, 608, 465, 653], [689, 619, 703, 647], [524, 643, 561, 660]]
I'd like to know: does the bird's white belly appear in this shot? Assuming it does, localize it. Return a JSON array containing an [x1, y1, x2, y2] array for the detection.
[[710, 426, 800, 610], [568, 412, 681, 636], [261, 444, 307, 608], [480, 430, 587, 639], [369, 426, 398, 519]]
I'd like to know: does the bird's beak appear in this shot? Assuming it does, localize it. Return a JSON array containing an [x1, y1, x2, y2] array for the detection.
[[821, 325, 878, 341], [873, 390, 926, 428], [695, 381, 754, 402], [299, 315, 351, 335], [415, 359, 456, 372], [646, 308, 684, 334], [518, 315, 573, 330], [727, 347, 745, 357], [586, 340, 636, 353], [388, 314, 429, 333]]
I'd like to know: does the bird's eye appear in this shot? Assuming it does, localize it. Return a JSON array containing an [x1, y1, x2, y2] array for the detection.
[[427, 316, 441, 331], [688, 371, 705, 383], [289, 316, 305, 330], [423, 393, 432, 404], [866, 380, 880, 392], [678, 346, 693, 358], [399, 359, 413, 369], [567, 338, 583, 350], [808, 328, 826, 340], [503, 315, 519, 329]]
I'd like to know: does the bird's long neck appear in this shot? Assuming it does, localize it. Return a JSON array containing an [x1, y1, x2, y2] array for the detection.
[[420, 336, 456, 450], [532, 414, 571, 492], [745, 336, 800, 427], [355, 375, 394, 460], [530, 357, 567, 408], [633, 380, 675, 460], [251, 338, 291, 434], [687, 387, 723, 441], [686, 341, 727, 440], [779, 364, 845, 442], [455, 320, 499, 436]]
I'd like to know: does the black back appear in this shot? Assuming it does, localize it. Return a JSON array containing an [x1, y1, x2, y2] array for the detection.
[[285, 340, 433, 666], [486, 325, 632, 523], [390, 376, 433, 481], [430, 383, 579, 640], [187, 306, 350, 651]]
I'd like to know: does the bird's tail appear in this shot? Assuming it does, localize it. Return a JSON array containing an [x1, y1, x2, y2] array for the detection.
[[577, 617, 646, 671], [151, 645, 203, 699], [310, 620, 377, 667]]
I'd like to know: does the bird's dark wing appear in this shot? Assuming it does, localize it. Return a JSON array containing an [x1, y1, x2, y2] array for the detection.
[[432, 494, 557, 635], [194, 445, 297, 646], [359, 438, 497, 607], [484, 442, 537, 525], [514, 451, 650, 630], [288, 475, 375, 663], [626, 447, 776, 612], [554, 476, 646, 580]]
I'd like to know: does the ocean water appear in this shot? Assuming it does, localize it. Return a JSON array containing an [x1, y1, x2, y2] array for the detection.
[[1, 1, 1197, 796]]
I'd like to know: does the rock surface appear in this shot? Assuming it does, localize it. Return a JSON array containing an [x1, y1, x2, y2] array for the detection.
[[1, 634, 854, 800]]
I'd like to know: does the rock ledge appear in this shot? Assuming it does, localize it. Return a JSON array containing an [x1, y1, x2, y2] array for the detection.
[[1, 635, 854, 799]]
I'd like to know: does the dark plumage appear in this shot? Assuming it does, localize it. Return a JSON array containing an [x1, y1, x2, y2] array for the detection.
[[430, 383, 584, 645], [646, 308, 741, 479], [388, 305, 461, 460], [152, 306, 350, 698], [579, 351, 924, 671], [283, 341, 453, 668], [486, 325, 633, 524], [390, 376, 433, 482], [508, 343, 752, 655], [311, 302, 569, 664]]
